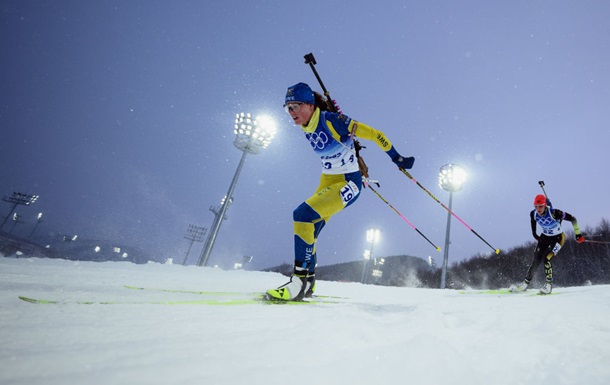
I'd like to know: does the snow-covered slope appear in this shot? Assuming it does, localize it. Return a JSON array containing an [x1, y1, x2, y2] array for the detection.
[[1, 257, 609, 385]]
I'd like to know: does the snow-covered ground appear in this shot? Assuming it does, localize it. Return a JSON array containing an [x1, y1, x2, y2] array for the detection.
[[1, 256, 609, 385]]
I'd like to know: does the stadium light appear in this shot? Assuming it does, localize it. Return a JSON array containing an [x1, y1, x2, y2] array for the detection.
[[438, 164, 466, 289], [1, 192, 38, 230], [28, 212, 43, 239], [182, 224, 208, 265], [361, 228, 381, 284], [197, 113, 276, 267]]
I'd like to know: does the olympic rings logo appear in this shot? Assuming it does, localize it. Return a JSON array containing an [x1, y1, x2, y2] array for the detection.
[[307, 132, 329, 150]]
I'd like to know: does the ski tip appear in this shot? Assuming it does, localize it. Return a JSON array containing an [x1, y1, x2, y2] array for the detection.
[[123, 285, 144, 290], [495, 249, 501, 255], [18, 296, 56, 304], [436, 246, 441, 251]]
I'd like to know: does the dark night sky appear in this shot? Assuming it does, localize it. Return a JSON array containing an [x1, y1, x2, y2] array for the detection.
[[2, 1, 609, 270]]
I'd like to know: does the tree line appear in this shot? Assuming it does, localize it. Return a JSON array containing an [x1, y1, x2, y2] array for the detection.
[[417, 218, 610, 289], [305, 218, 610, 289]]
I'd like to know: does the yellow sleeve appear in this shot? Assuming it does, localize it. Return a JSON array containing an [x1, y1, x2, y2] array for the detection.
[[352, 121, 393, 152]]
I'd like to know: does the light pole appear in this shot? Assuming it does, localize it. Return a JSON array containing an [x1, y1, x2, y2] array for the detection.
[[234, 255, 253, 270], [1, 192, 38, 230], [9, 213, 24, 234], [197, 113, 276, 267], [361, 228, 380, 284], [28, 212, 43, 239], [372, 257, 385, 284], [182, 224, 207, 265], [438, 164, 466, 289]]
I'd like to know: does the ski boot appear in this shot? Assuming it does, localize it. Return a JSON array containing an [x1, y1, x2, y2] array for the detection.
[[266, 268, 309, 301], [509, 280, 530, 293], [539, 281, 553, 295], [304, 274, 316, 298]]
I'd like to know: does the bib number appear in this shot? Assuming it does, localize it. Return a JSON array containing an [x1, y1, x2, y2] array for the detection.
[[340, 181, 360, 205]]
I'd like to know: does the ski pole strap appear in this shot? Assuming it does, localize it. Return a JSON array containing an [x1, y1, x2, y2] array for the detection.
[[399, 169, 500, 254], [364, 180, 441, 252]]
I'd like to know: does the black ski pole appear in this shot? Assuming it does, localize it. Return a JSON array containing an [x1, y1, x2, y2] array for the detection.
[[304, 52, 338, 113]]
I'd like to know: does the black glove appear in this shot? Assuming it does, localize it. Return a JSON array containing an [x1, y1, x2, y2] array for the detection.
[[576, 234, 585, 244], [392, 155, 415, 169]]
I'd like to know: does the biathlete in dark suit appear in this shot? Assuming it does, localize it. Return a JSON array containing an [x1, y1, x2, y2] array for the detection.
[[511, 194, 584, 294]]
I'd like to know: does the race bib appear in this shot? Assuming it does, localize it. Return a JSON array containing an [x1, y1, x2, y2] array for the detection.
[[340, 181, 360, 205]]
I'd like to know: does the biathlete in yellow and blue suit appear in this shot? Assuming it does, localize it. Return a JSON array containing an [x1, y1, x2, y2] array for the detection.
[[266, 82, 415, 301]]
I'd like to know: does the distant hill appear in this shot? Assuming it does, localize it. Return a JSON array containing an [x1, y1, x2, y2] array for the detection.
[[6, 216, 609, 289], [262, 254, 434, 287]]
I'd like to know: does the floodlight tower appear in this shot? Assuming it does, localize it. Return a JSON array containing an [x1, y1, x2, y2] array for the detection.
[[361, 228, 380, 284], [1, 192, 38, 230], [28, 212, 43, 239], [182, 224, 208, 265], [8, 213, 24, 234], [438, 164, 466, 289], [197, 113, 276, 267]]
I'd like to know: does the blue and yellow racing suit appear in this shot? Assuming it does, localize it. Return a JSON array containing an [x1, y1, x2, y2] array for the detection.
[[293, 107, 401, 274]]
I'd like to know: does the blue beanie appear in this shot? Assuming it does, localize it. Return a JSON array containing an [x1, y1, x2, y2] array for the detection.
[[285, 82, 315, 105]]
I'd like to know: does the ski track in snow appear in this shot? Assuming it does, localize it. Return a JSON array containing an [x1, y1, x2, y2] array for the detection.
[[1, 257, 610, 385]]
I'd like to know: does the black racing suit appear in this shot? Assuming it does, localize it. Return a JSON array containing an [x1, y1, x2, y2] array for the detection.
[[524, 207, 578, 283]]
